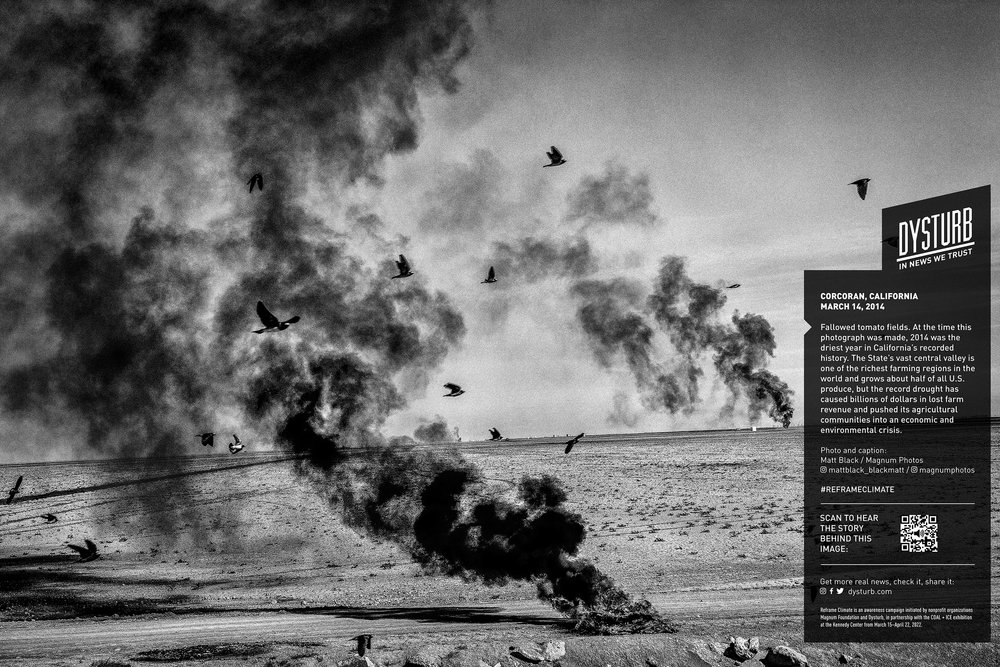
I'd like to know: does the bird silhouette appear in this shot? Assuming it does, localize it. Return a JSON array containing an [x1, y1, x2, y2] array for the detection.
[[543, 145, 566, 167], [229, 434, 244, 454], [726, 283, 740, 289], [247, 173, 263, 193], [563, 433, 584, 454], [7, 475, 22, 504], [482, 266, 497, 284], [850, 178, 870, 200], [41, 513, 58, 524], [196, 433, 215, 447], [352, 634, 373, 657], [443, 383, 465, 397], [68, 539, 99, 562], [488, 428, 503, 441], [391, 254, 413, 279], [882, 235, 899, 248], [253, 300, 300, 333]]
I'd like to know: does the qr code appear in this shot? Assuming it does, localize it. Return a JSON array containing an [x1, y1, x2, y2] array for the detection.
[[900, 514, 938, 553]]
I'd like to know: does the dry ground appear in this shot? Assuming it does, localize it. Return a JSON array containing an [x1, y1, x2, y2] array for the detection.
[[1, 427, 997, 666]]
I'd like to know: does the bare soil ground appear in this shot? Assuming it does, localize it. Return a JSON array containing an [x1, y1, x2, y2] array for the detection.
[[1, 427, 997, 666]]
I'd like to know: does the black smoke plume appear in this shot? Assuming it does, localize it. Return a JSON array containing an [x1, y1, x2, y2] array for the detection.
[[247, 355, 672, 632], [572, 256, 793, 427], [0, 1, 671, 633]]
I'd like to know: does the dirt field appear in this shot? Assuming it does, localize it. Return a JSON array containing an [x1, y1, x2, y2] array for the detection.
[[1, 427, 997, 666]]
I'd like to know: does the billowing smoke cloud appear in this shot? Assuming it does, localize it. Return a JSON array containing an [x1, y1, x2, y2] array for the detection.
[[247, 355, 672, 631], [492, 236, 597, 283], [413, 414, 459, 442], [565, 162, 659, 227], [0, 0, 474, 457], [607, 391, 642, 428], [0, 1, 670, 633], [572, 257, 793, 427]]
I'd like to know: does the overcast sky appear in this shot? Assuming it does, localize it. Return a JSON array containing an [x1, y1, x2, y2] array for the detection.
[[373, 1, 1000, 439]]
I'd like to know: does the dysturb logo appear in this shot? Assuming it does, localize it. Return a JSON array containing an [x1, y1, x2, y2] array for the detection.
[[895, 207, 974, 269]]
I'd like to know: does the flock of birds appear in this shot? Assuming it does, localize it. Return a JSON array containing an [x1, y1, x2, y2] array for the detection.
[[234, 147, 776, 458], [3, 149, 877, 658]]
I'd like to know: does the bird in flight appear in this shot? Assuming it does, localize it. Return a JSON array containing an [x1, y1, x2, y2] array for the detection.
[[6, 475, 24, 505], [7, 475, 23, 504], [68, 539, 99, 562], [247, 173, 263, 193], [543, 146, 566, 167], [563, 433, 584, 454], [850, 178, 870, 200], [253, 301, 300, 334], [391, 254, 413, 279], [229, 434, 244, 454], [41, 513, 58, 524], [197, 433, 215, 447], [482, 266, 497, 284], [443, 383, 465, 397], [882, 235, 899, 248], [488, 428, 504, 441], [352, 634, 373, 657], [726, 283, 741, 289]]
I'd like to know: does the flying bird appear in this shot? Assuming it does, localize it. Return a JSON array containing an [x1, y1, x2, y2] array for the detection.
[[352, 634, 373, 657], [253, 300, 300, 334], [543, 145, 566, 167], [41, 513, 58, 524], [229, 434, 244, 454], [67, 539, 99, 563], [443, 383, 465, 397], [481, 266, 497, 284], [563, 433, 584, 454], [391, 254, 413, 279], [7, 475, 22, 504], [488, 428, 503, 441], [850, 178, 870, 200], [247, 172, 263, 193], [882, 235, 899, 248], [726, 283, 740, 289], [196, 433, 215, 447]]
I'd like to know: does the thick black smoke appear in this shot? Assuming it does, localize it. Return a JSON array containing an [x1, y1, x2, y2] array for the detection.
[[572, 257, 794, 427], [0, 0, 474, 456], [0, 1, 668, 632], [246, 356, 670, 629]]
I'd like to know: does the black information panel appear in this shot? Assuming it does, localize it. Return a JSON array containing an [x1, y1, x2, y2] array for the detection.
[[804, 185, 991, 642]]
